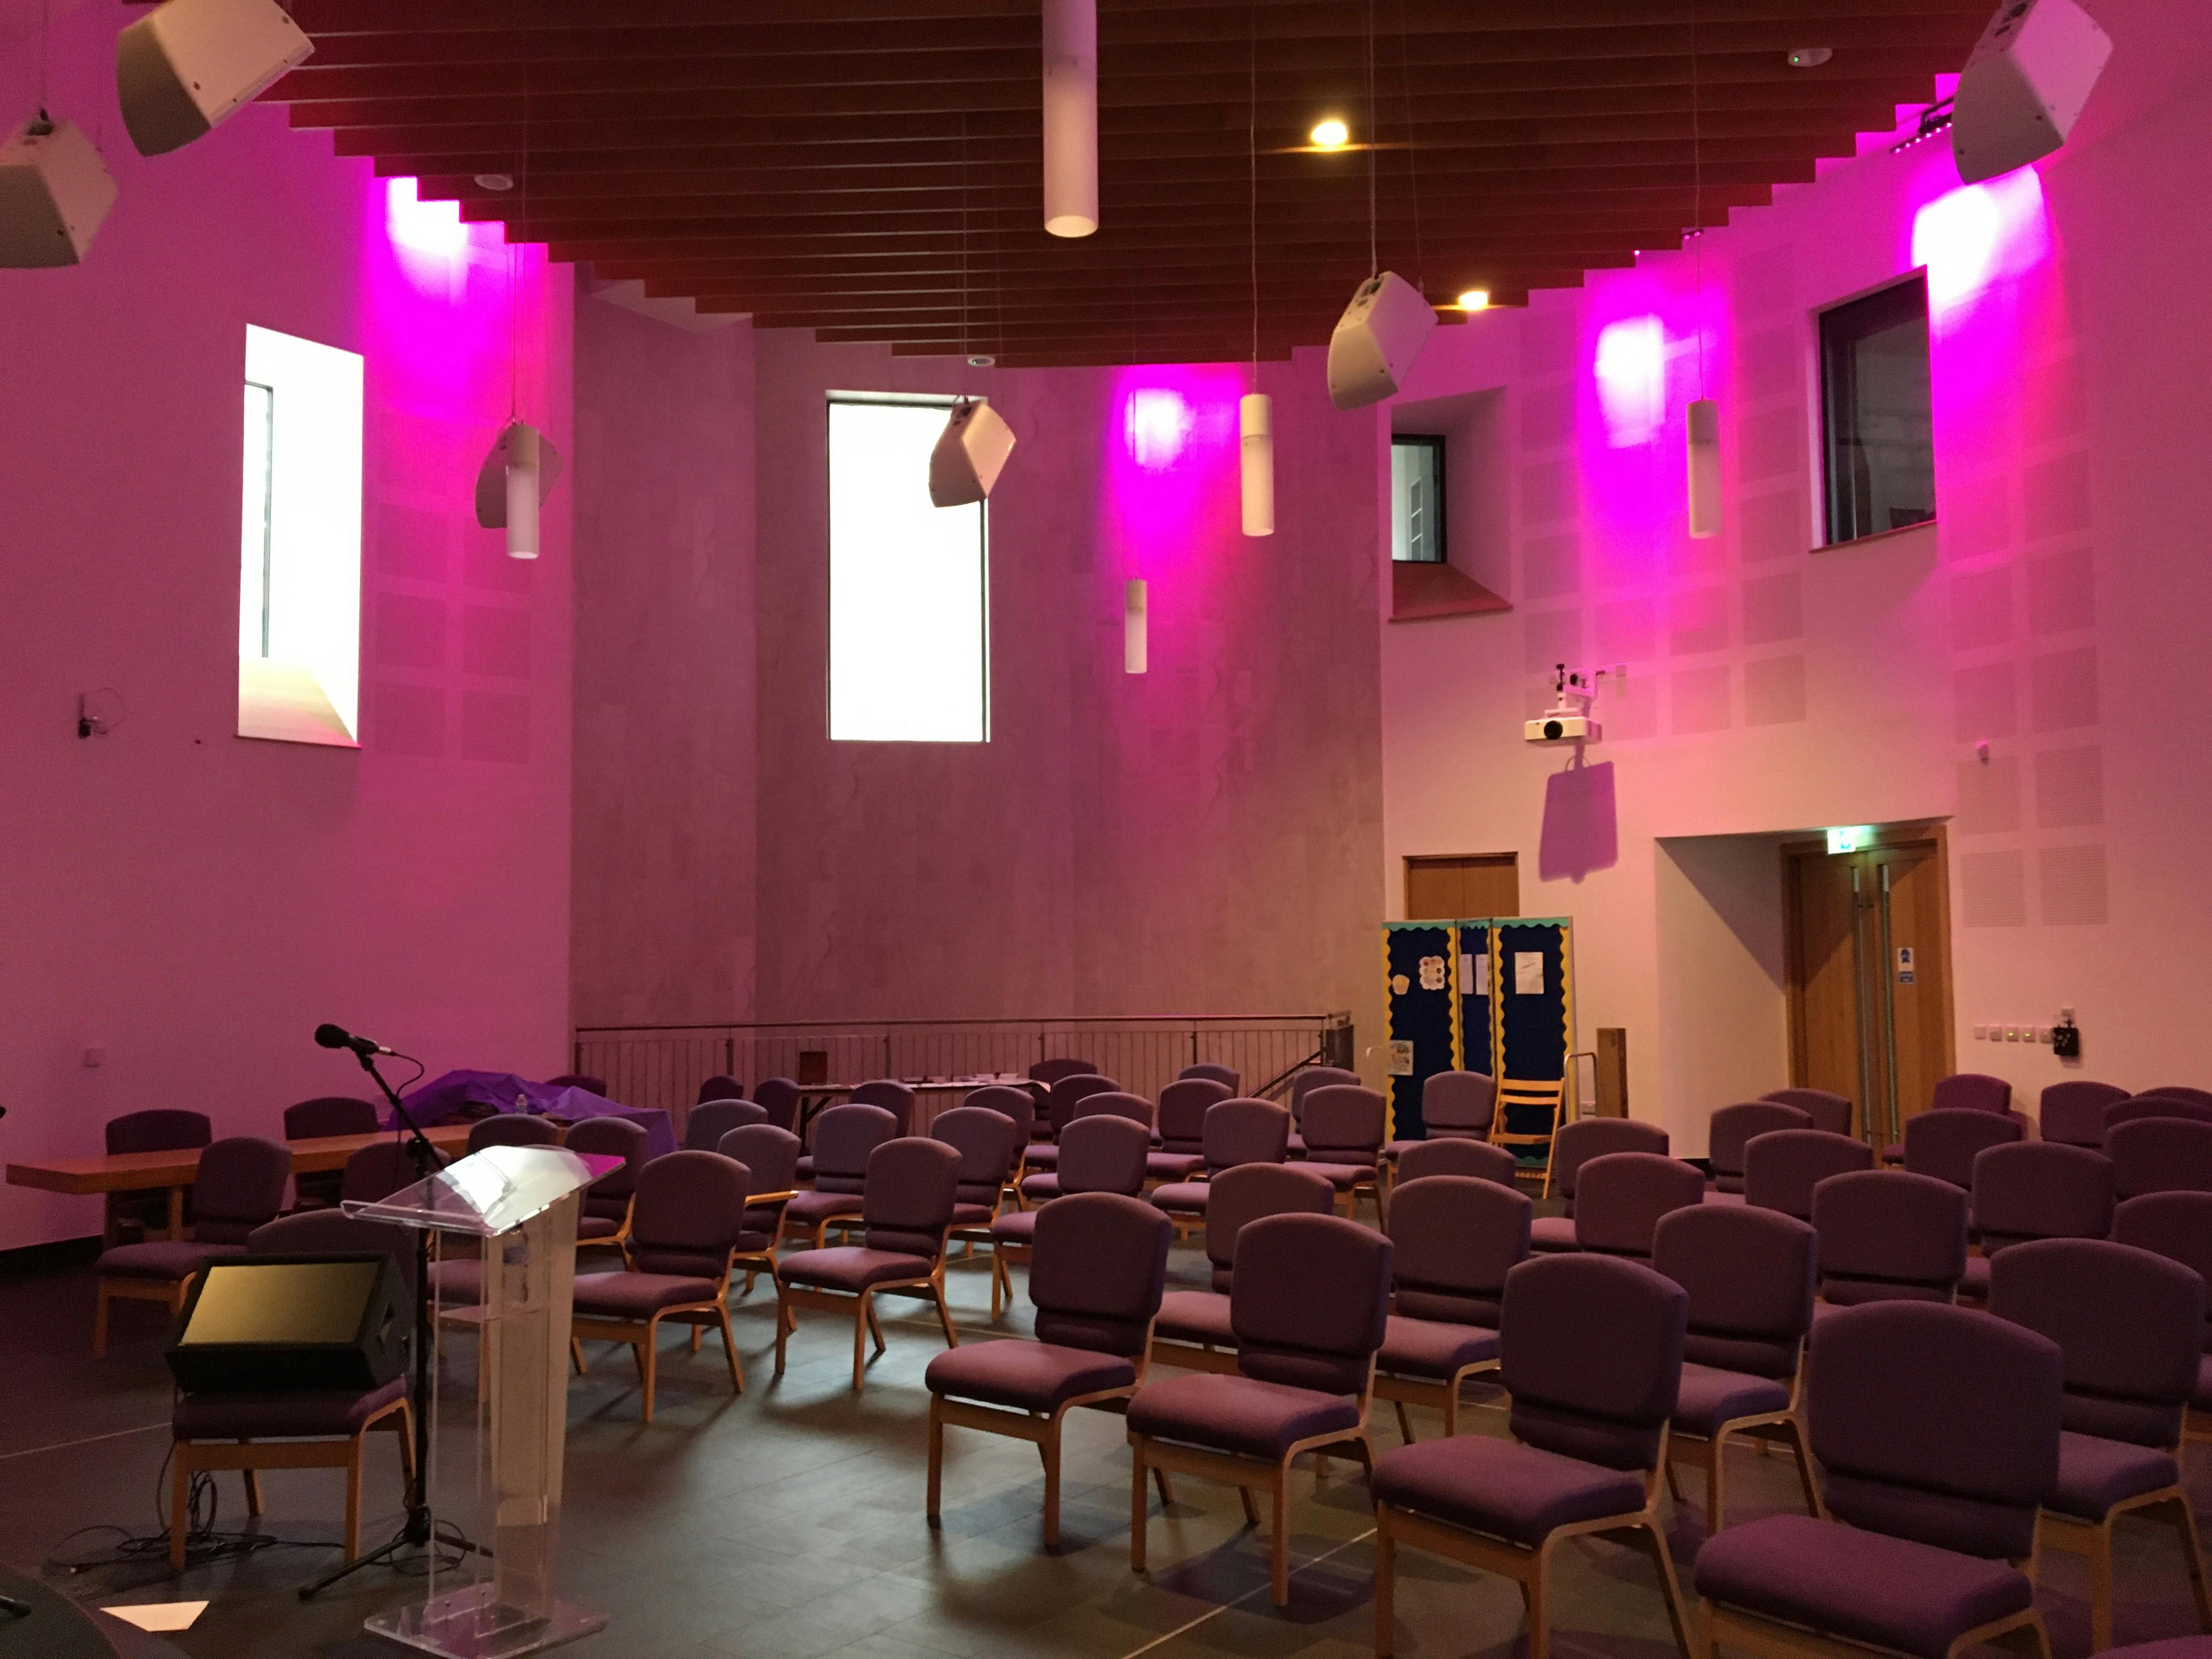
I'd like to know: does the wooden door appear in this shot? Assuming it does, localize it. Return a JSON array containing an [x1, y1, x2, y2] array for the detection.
[[1870, 844, 1955, 1138], [1405, 854, 1519, 920], [1787, 851, 1865, 1125]]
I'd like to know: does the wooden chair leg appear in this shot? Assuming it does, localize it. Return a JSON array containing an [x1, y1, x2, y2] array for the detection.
[[775, 1289, 792, 1376], [865, 1298, 886, 1353], [169, 1449, 191, 1571], [344, 1438, 364, 1560], [1154, 1466, 1173, 1506], [571, 1338, 586, 1373], [1270, 1464, 1291, 1605], [1664, 1458, 1687, 1504], [990, 1251, 1005, 1319], [395, 1400, 417, 1482], [1393, 1400, 1416, 1444], [239, 1444, 263, 1515], [640, 1321, 659, 1423], [851, 1299, 868, 1391], [1130, 1441, 1149, 1572], [1041, 1427, 1063, 1549], [690, 1326, 702, 1354], [931, 1276, 957, 1347], [926, 1398, 944, 1525], [1375, 1509, 1397, 1656], [1444, 1380, 1460, 1438], [1785, 1420, 1820, 1516], [1238, 1484, 1260, 1526], [2174, 1494, 2212, 1634], [1706, 1435, 1725, 1533], [93, 1282, 110, 1359], [1528, 1537, 1554, 1659], [1639, 1517, 1696, 1659], [717, 1309, 744, 1395]]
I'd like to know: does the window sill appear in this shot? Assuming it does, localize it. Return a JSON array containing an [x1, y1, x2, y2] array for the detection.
[[1814, 518, 1936, 555], [1391, 561, 1512, 622]]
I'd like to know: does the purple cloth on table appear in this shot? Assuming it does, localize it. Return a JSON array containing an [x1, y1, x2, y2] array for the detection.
[[393, 1071, 678, 1159]]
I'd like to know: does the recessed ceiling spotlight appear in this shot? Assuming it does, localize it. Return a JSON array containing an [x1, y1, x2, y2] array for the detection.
[[474, 172, 515, 191], [1310, 118, 1350, 149], [1455, 289, 1491, 311], [1786, 47, 1833, 67]]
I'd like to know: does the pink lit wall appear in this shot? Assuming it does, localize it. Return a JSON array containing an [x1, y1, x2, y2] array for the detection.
[[0, 47, 573, 1246], [1379, 0, 2212, 1150]]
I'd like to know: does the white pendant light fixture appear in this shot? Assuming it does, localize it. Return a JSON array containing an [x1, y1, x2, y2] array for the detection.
[[1684, 1, 1722, 540], [1240, 7, 1273, 537], [473, 47, 561, 558], [1041, 0, 1097, 238], [1124, 578, 1147, 674]]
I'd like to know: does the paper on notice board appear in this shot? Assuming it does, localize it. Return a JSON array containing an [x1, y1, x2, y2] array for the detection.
[[1514, 952, 1544, 995], [1472, 956, 1491, 996], [1387, 1040, 1414, 1077]]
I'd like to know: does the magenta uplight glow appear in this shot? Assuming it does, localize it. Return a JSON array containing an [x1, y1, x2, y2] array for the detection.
[[1910, 170, 2050, 312], [385, 177, 470, 260], [1594, 315, 1667, 448], [1124, 388, 1196, 471]]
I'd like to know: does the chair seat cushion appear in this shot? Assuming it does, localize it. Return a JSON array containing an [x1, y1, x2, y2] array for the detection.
[[96, 1240, 244, 1281], [176, 1374, 406, 1442], [1149, 1182, 1210, 1215], [1128, 1372, 1361, 1460], [1154, 1289, 1235, 1347], [926, 1340, 1136, 1413], [794, 1154, 815, 1179], [573, 1270, 719, 1319], [950, 1201, 996, 1228], [1147, 1151, 1204, 1181], [1286, 1133, 1306, 1156], [1528, 1215, 1578, 1253], [742, 1201, 786, 1231], [1378, 1314, 1499, 1381], [780, 1245, 933, 1293], [990, 1209, 1039, 1246], [1695, 1513, 2033, 1659], [1672, 1363, 1792, 1438], [1023, 1143, 1058, 1171], [1375, 1434, 1646, 1548], [1019, 1172, 1067, 1202], [1703, 1188, 1748, 1206], [783, 1190, 865, 1226], [2045, 1431, 2181, 1521], [1959, 1255, 1991, 1298], [1881, 1143, 1904, 1164], [733, 1231, 776, 1256], [426, 1259, 483, 1304], [577, 1214, 623, 1240], [1303, 1160, 1373, 1192], [2197, 1355, 2211, 1414]]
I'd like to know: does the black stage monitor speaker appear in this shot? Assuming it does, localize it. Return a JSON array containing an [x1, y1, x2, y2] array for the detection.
[[167, 1253, 407, 1394]]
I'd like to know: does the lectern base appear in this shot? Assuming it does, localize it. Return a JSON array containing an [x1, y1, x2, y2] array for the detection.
[[366, 1582, 607, 1658]]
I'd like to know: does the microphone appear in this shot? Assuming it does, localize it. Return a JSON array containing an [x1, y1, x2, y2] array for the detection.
[[315, 1023, 392, 1058]]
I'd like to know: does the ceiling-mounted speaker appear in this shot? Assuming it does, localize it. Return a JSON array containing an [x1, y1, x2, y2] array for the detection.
[[116, 0, 313, 157], [929, 400, 1017, 507], [0, 117, 117, 267], [1327, 272, 1437, 410], [1951, 0, 2111, 184]]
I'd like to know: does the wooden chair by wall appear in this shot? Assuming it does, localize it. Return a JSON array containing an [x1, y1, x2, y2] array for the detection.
[[170, 1388, 413, 1570], [1489, 1078, 1568, 1195]]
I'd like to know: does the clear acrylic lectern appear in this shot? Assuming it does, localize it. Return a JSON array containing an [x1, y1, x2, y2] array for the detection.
[[347, 1143, 611, 1657]]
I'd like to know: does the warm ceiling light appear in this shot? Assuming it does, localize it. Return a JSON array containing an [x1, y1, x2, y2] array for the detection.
[[1456, 289, 1491, 311], [1310, 118, 1350, 149]]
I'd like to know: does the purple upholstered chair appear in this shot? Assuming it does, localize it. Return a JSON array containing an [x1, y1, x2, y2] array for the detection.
[[1812, 1170, 1968, 1305], [93, 1135, 291, 1357], [685, 1098, 766, 1150], [282, 1095, 380, 1138], [1150, 1163, 1335, 1372], [1988, 1238, 2210, 1650], [104, 1107, 212, 1243], [752, 1077, 803, 1133], [1762, 1087, 1854, 1138], [2112, 1192, 2212, 1448], [696, 1074, 744, 1105], [777, 1137, 961, 1391], [249, 1207, 414, 1275], [1180, 1062, 1242, 1093], [2111, 1097, 2212, 1139], [1286, 1064, 1361, 1155], [849, 1079, 916, 1136], [1029, 1057, 1100, 1087], [1148, 1078, 1230, 1182], [1905, 1107, 2025, 1190], [1708, 1101, 1813, 1194], [1375, 1175, 1527, 1439], [1128, 1212, 1391, 1606], [1934, 1072, 2016, 1115], [466, 1113, 560, 1152], [2038, 1080, 2128, 1148], [995, 1115, 1151, 1317], [718, 1122, 801, 1291], [1149, 1098, 1293, 1226], [1385, 1071, 1499, 1181], [2109, 1116, 2212, 1200], [1743, 1128, 1874, 1222], [338, 1140, 421, 1206], [779, 1103, 896, 1249], [1396, 1136, 1520, 1187], [565, 1115, 650, 1252], [571, 1150, 750, 1420], [1300, 1085, 1389, 1217], [545, 1073, 608, 1096], [1652, 1204, 1818, 1532], [961, 1084, 1036, 1148], [1024, 1072, 1120, 1171], [1068, 1090, 1153, 1131], [2142, 1086, 2212, 1113], [1695, 1301, 2061, 1659], [1372, 1254, 1691, 1659], [933, 1104, 1022, 1227], [926, 1192, 1172, 1548], [1528, 1118, 1671, 1252], [1959, 1141, 2115, 1300], [1573, 1151, 1706, 1259]]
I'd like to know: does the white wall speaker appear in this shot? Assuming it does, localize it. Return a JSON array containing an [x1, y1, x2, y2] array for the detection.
[[117, 0, 313, 157], [929, 400, 1016, 507], [0, 119, 117, 267], [1951, 0, 2112, 184], [1327, 271, 1438, 410]]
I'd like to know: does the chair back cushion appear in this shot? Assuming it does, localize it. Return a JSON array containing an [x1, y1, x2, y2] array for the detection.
[[1046, 1074, 1119, 1133], [340, 1141, 419, 1205], [686, 1099, 766, 1150], [1707, 1101, 1813, 1180], [1903, 1107, 2024, 1189], [1419, 1071, 1497, 1137], [2107, 1115, 2212, 1199], [1502, 1254, 1687, 1470], [1389, 1176, 1529, 1327], [2037, 1080, 2127, 1147], [860, 1137, 961, 1257], [716, 1124, 802, 1194], [467, 1113, 560, 1152], [1179, 1063, 1241, 1092], [1071, 1091, 1154, 1130], [546, 1074, 608, 1096], [808, 1104, 898, 1192], [1030, 1058, 1099, 1087], [192, 1137, 294, 1242], [1030, 1193, 1173, 1356], [1396, 1137, 1519, 1187], [850, 1080, 916, 1135], [1155, 1079, 1231, 1152], [752, 1077, 803, 1132], [1931, 1073, 2014, 1115], [2112, 1192, 2212, 1353], [1230, 1213, 1391, 1394], [1201, 1098, 1291, 1171], [1652, 1204, 1814, 1378], [626, 1150, 751, 1277], [1572, 1152, 1706, 1257], [2106, 1095, 2212, 1137], [1056, 1114, 1150, 1197], [1202, 1163, 1336, 1278], [563, 1116, 651, 1213], [247, 1210, 414, 1279], [963, 1085, 1036, 1147], [1288, 1066, 1360, 1121], [1743, 1128, 1872, 1221], [1806, 1301, 2061, 1559], [1988, 1237, 2203, 1447], [282, 1096, 381, 1140], [931, 1105, 1020, 1203], [1760, 1088, 1854, 1137], [2142, 1085, 2212, 1110], [1970, 1141, 2114, 1251], [107, 1108, 212, 1154], [696, 1074, 744, 1105], [1812, 1170, 1968, 1300], [1548, 1118, 1671, 1202], [1300, 1086, 1386, 1160]]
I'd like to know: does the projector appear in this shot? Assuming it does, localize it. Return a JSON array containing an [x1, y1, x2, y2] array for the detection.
[[1525, 663, 1607, 746], [1526, 714, 1600, 745], [0, 117, 117, 267], [1327, 270, 1437, 410]]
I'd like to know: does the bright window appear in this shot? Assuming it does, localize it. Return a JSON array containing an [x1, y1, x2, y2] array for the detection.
[[827, 397, 990, 743], [237, 324, 364, 746], [1391, 435, 1447, 563], [1819, 277, 1935, 545]]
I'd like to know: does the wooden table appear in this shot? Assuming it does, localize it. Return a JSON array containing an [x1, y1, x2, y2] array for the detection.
[[5, 1125, 478, 1241], [795, 1077, 1035, 1138]]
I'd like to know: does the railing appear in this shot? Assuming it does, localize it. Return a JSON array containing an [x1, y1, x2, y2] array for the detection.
[[573, 1014, 1354, 1124]]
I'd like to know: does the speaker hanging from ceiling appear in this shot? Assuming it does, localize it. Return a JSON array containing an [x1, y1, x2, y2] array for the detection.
[[1325, 0, 1434, 410], [1951, 0, 2112, 184], [0, 116, 117, 268], [929, 400, 1018, 507], [116, 0, 312, 157]]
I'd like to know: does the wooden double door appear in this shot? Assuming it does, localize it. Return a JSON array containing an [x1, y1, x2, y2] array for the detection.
[[1785, 830, 1955, 1148]]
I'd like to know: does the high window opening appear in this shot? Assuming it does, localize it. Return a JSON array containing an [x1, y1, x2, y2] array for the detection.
[[1819, 276, 1936, 546], [1391, 435, 1447, 563]]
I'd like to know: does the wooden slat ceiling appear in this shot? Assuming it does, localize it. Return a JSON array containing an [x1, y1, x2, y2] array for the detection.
[[275, 1, 1982, 368]]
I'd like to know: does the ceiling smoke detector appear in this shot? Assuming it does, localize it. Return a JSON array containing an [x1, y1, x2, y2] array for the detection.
[[474, 172, 515, 190], [1786, 47, 1833, 67], [968, 354, 996, 368]]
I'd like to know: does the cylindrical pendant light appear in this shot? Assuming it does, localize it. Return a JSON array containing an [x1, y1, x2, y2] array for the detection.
[[1686, 397, 1720, 539], [1042, 0, 1098, 237], [1240, 393, 1274, 537], [505, 422, 541, 559], [1124, 578, 1147, 674]]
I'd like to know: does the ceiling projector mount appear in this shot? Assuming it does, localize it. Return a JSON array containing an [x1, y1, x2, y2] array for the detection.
[[1525, 663, 1615, 747]]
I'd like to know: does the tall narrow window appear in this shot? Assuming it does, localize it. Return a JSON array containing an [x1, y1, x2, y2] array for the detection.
[[237, 325, 363, 746], [1820, 276, 1935, 545], [827, 396, 990, 743], [1391, 435, 1447, 563]]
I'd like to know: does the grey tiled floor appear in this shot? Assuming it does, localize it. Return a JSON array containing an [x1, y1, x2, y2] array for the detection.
[[2, 1234, 2205, 1659]]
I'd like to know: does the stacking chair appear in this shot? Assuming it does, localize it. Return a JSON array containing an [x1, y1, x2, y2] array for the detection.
[[1761, 1087, 1854, 1138], [1372, 1254, 1692, 1659], [103, 1108, 211, 1244], [1299, 1084, 1388, 1218], [93, 1136, 291, 1357], [2110, 1096, 2212, 1137], [1383, 1072, 1498, 1194], [1989, 1239, 2211, 1650], [1128, 1213, 1390, 1606], [1147, 1078, 1229, 1183], [339, 1140, 420, 1206], [1812, 1169, 1968, 1305], [1572, 1152, 1706, 1259], [776, 1138, 961, 1391], [1742, 1128, 1873, 1222], [716, 1123, 801, 1294], [1178, 1062, 1240, 1093], [545, 1073, 608, 1096], [961, 1083, 1038, 1198], [1024, 1073, 1119, 1171], [752, 1077, 803, 1133], [1905, 1106, 2026, 1189], [851, 1079, 916, 1136], [465, 1113, 560, 1152], [696, 1074, 744, 1105], [1707, 1101, 1813, 1194], [926, 1193, 1172, 1548], [1652, 1205, 1819, 1533], [2138, 1086, 2212, 1112], [565, 1116, 650, 1255], [570, 1150, 751, 1421], [779, 1103, 897, 1248], [283, 1096, 381, 1209], [1150, 1164, 1335, 1374], [1374, 1175, 1526, 1440], [1395, 1137, 1519, 1187], [1960, 1141, 2114, 1299], [685, 1098, 765, 1150], [2038, 1080, 2129, 1148], [1148, 1097, 1293, 1233], [2109, 1117, 2212, 1199], [1694, 1301, 2060, 1659], [933, 1105, 1021, 1269], [2112, 1193, 2212, 1451], [1065, 1090, 1153, 1133], [1528, 1119, 1670, 1251], [993, 1116, 1149, 1317], [1934, 1072, 2016, 1115], [1029, 1058, 1099, 1087], [1489, 1077, 1570, 1190], [1286, 1064, 1360, 1156], [249, 1209, 414, 1274]]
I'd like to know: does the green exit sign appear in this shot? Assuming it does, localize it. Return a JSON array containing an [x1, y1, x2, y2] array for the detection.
[[1826, 825, 1875, 854]]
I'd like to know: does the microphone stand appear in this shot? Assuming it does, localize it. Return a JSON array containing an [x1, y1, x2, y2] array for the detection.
[[301, 1047, 486, 1599]]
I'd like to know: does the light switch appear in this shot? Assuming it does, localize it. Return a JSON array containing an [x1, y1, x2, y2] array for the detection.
[[1972, 1025, 1989, 1041], [84, 1046, 104, 1068]]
